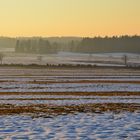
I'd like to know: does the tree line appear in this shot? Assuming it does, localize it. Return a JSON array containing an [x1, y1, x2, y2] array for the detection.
[[15, 38, 79, 54], [76, 36, 140, 53], [15, 39, 58, 54], [15, 36, 140, 54]]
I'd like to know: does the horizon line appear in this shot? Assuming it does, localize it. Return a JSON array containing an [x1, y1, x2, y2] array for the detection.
[[0, 34, 140, 38]]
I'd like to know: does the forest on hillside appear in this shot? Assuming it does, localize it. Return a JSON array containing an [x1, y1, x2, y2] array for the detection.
[[15, 37, 81, 54], [0, 36, 140, 54], [76, 36, 140, 53]]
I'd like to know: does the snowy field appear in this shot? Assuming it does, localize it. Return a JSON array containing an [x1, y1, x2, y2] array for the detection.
[[1, 51, 140, 66], [0, 66, 140, 139], [1, 112, 140, 139], [0, 66, 140, 105], [0, 67, 140, 94], [1, 82, 140, 93]]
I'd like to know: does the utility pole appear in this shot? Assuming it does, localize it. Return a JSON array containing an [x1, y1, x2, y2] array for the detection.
[[124, 55, 127, 66]]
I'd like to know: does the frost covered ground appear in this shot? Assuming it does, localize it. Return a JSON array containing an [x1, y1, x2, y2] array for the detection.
[[0, 66, 140, 139], [1, 112, 140, 139], [2, 52, 140, 66], [1, 82, 140, 93], [0, 66, 140, 105]]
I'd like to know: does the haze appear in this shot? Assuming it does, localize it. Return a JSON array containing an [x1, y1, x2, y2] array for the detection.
[[0, 0, 140, 37]]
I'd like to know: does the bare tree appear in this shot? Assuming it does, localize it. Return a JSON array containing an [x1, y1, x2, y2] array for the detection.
[[0, 53, 4, 64]]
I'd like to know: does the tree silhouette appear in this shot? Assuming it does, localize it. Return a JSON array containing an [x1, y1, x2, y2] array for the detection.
[[15, 36, 140, 54]]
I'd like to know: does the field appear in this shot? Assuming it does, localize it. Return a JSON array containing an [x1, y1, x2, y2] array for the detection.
[[0, 65, 140, 139], [1, 51, 140, 66]]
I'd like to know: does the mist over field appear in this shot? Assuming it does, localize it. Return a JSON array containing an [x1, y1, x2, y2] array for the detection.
[[0, 36, 140, 54], [0, 36, 140, 67]]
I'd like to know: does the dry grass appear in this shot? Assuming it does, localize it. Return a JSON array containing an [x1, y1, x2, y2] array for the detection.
[[0, 92, 139, 96], [0, 103, 140, 116], [28, 80, 140, 84], [0, 66, 140, 116]]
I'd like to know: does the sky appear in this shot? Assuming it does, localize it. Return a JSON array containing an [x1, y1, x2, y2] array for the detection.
[[0, 0, 140, 37]]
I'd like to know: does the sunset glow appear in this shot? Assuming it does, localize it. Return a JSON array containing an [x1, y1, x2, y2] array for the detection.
[[0, 0, 140, 37]]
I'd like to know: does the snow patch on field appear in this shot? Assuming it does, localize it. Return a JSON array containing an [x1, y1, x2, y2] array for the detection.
[[0, 83, 140, 92], [0, 112, 140, 139]]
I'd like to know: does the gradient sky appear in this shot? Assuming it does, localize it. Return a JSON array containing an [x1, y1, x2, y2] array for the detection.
[[0, 0, 140, 37]]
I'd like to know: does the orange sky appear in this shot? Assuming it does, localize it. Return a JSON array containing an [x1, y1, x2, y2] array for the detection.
[[0, 0, 140, 37]]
